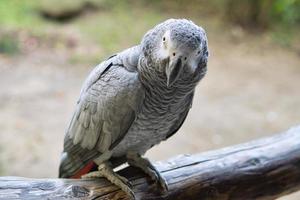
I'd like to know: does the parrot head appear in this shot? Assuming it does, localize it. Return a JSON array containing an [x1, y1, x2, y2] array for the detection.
[[141, 19, 208, 87]]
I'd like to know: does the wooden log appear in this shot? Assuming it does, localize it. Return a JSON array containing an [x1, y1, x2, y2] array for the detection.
[[0, 125, 300, 200]]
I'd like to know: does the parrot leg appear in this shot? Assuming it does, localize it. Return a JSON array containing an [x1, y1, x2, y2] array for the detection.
[[127, 152, 168, 193], [82, 162, 135, 200]]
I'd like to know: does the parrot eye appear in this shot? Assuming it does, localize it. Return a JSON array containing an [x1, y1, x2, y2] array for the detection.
[[197, 50, 201, 54], [163, 37, 166, 41], [184, 57, 187, 60], [173, 52, 176, 56]]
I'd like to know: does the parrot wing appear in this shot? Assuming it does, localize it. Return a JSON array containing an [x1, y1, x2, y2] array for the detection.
[[59, 55, 144, 178]]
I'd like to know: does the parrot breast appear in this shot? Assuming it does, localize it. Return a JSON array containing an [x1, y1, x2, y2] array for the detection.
[[111, 84, 193, 157]]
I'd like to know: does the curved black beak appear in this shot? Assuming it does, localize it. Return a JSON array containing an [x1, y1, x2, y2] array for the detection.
[[165, 57, 183, 87]]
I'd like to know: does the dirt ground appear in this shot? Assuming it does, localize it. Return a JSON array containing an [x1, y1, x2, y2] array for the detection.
[[0, 26, 299, 199]]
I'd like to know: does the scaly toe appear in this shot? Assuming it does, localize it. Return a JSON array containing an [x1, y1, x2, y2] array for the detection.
[[147, 167, 159, 182], [157, 176, 168, 193], [147, 168, 168, 193], [117, 174, 132, 188], [81, 171, 103, 179], [126, 188, 136, 200]]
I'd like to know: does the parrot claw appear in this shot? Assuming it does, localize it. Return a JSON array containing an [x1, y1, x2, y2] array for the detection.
[[145, 167, 168, 192], [155, 171, 169, 193], [82, 162, 135, 200], [127, 152, 169, 194], [117, 173, 133, 188]]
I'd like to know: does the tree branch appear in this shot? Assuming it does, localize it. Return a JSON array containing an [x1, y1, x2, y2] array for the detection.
[[1, 125, 300, 200]]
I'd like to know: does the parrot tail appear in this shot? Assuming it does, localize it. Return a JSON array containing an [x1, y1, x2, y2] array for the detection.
[[59, 135, 100, 178], [58, 151, 97, 178]]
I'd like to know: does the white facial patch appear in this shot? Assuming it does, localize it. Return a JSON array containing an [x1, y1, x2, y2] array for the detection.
[[187, 48, 202, 73], [157, 30, 174, 59]]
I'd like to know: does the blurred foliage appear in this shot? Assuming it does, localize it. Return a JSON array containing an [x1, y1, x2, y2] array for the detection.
[[225, 0, 300, 29], [0, 0, 298, 30], [0, 33, 19, 55], [0, 0, 164, 58], [272, 0, 300, 25], [0, 0, 298, 58], [0, 0, 42, 29], [146, 0, 300, 29], [74, 1, 162, 54]]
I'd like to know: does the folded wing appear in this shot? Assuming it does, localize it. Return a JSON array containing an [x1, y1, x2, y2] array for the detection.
[[59, 57, 144, 178]]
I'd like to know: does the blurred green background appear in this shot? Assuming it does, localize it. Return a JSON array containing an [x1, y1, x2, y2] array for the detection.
[[0, 0, 299, 57], [0, 1, 299, 199]]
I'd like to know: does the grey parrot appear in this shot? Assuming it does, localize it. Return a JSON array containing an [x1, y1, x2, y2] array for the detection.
[[59, 18, 208, 199]]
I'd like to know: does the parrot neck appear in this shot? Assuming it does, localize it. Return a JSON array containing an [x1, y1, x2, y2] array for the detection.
[[138, 56, 198, 101]]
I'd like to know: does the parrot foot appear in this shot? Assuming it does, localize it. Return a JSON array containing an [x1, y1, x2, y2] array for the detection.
[[127, 152, 168, 193], [82, 162, 135, 200]]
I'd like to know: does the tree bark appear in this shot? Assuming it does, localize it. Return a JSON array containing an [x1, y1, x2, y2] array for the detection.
[[0, 125, 300, 200]]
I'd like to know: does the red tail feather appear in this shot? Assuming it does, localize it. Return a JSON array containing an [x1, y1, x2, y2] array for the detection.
[[71, 161, 97, 178]]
